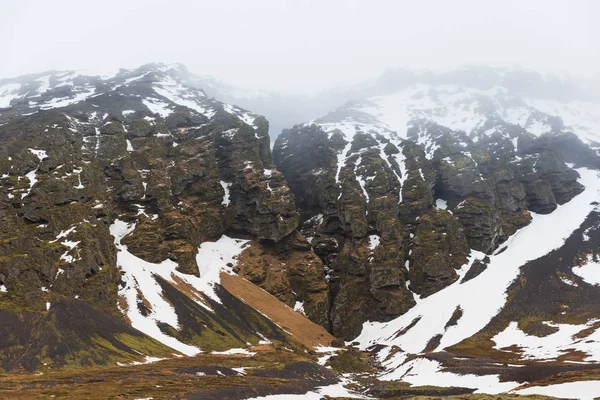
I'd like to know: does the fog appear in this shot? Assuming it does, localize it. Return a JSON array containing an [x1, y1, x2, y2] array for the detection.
[[1, 0, 599, 95]]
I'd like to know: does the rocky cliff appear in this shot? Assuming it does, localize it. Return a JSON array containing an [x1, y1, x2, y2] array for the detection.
[[274, 81, 599, 339], [0, 63, 330, 371]]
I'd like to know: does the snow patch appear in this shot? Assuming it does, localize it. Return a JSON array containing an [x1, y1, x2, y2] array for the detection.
[[573, 255, 600, 286], [293, 301, 305, 316], [220, 181, 232, 206], [368, 235, 380, 250]]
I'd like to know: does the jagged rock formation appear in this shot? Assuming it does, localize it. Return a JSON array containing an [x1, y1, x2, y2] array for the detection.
[[0, 63, 329, 370], [3, 64, 600, 398], [274, 78, 598, 339]]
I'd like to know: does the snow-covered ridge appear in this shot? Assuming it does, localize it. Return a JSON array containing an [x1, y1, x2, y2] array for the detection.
[[0, 63, 263, 130], [307, 83, 600, 145]]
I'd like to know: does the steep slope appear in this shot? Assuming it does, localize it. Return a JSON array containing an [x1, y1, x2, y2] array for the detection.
[[0, 63, 331, 371], [273, 68, 600, 394]]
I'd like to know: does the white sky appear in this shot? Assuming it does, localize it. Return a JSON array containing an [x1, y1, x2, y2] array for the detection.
[[1, 0, 598, 94]]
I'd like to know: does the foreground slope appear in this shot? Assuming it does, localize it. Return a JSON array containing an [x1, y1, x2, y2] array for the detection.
[[273, 68, 600, 396]]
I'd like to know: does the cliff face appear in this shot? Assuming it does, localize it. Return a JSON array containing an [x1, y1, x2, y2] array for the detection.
[[273, 84, 596, 339], [0, 64, 329, 370]]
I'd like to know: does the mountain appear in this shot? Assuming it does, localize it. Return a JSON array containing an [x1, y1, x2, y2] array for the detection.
[[273, 67, 600, 395], [0, 63, 336, 373], [182, 66, 600, 143], [2, 63, 600, 399]]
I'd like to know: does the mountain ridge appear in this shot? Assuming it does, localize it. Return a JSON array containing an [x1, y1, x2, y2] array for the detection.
[[2, 62, 600, 398]]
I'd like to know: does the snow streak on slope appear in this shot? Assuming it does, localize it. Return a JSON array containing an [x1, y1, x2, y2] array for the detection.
[[152, 75, 216, 119], [354, 169, 600, 384], [110, 220, 249, 355]]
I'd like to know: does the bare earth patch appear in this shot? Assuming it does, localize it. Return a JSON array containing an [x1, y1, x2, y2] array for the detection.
[[220, 272, 334, 350]]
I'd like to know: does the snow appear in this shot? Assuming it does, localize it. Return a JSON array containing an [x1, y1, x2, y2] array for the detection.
[[305, 214, 323, 226], [142, 98, 173, 118], [368, 235, 380, 250], [0, 285, 7, 293], [573, 255, 600, 286], [152, 77, 215, 119], [51, 227, 77, 242], [315, 346, 342, 366], [73, 169, 84, 189], [0, 83, 21, 108], [117, 356, 166, 367], [525, 98, 600, 144], [28, 148, 48, 161], [210, 348, 256, 356], [353, 168, 600, 391], [560, 276, 579, 287], [21, 149, 47, 198], [38, 86, 96, 110], [60, 237, 81, 263], [22, 169, 39, 199], [46, 302, 51, 311], [194, 236, 249, 301], [390, 358, 518, 394], [222, 104, 256, 128], [514, 380, 600, 399], [244, 377, 367, 399], [361, 84, 495, 137], [231, 367, 249, 375], [525, 119, 551, 136], [110, 220, 248, 355], [126, 139, 134, 152], [493, 320, 600, 362], [222, 128, 238, 139], [335, 142, 352, 184], [220, 181, 232, 206], [36, 76, 50, 94], [435, 199, 448, 209], [123, 72, 150, 85], [293, 301, 305, 315], [111, 220, 200, 355]]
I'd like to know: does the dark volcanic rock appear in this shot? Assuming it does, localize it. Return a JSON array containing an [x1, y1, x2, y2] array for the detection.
[[273, 102, 593, 339], [0, 64, 323, 370]]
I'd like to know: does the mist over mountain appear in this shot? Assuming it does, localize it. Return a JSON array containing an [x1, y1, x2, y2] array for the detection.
[[190, 65, 600, 143], [2, 1, 600, 398]]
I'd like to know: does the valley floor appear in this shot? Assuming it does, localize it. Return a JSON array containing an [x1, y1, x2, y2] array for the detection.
[[0, 346, 593, 400]]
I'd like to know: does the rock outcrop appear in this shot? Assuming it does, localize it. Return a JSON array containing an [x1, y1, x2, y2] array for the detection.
[[0, 64, 328, 370], [273, 87, 594, 339]]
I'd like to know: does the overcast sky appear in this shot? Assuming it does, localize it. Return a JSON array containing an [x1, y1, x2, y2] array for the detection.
[[1, 0, 598, 94]]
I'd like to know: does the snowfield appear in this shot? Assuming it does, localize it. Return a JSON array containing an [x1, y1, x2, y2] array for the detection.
[[328, 84, 600, 145]]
